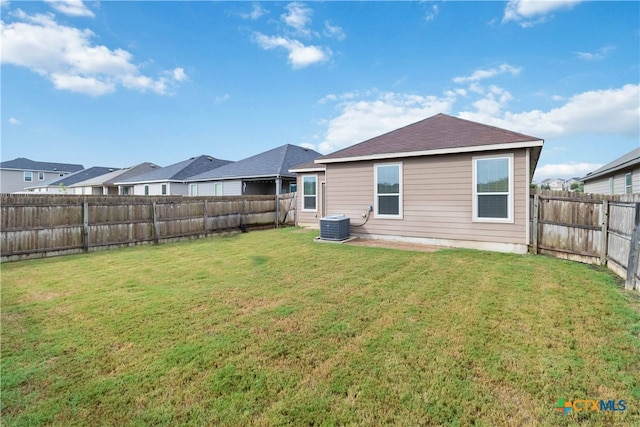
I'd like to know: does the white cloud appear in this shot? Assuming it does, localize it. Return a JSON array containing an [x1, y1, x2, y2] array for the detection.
[[171, 67, 188, 82], [534, 162, 602, 181], [312, 82, 638, 158], [0, 11, 185, 96], [453, 64, 521, 84], [503, 0, 583, 27], [44, 0, 94, 18], [575, 45, 615, 61], [8, 117, 21, 125], [425, 4, 439, 22], [214, 94, 230, 104], [282, 2, 313, 35], [253, 33, 330, 69], [323, 21, 345, 41], [240, 3, 267, 20], [459, 84, 640, 138], [314, 91, 457, 153]]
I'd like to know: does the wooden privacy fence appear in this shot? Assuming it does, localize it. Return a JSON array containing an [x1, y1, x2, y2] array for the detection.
[[530, 190, 640, 291], [1, 193, 296, 262]]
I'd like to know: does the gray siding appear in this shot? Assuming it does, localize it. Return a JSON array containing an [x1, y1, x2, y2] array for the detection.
[[324, 150, 529, 246], [1, 170, 69, 193], [584, 167, 640, 195]]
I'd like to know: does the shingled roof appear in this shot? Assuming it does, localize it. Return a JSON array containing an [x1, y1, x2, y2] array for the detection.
[[27, 166, 120, 188], [317, 113, 543, 163], [187, 145, 322, 181], [115, 155, 232, 184], [0, 157, 84, 173], [582, 147, 640, 181]]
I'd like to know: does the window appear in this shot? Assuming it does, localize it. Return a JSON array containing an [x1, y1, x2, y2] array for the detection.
[[24, 171, 33, 182], [609, 177, 615, 194], [473, 155, 513, 222], [625, 173, 633, 194], [289, 183, 297, 193], [302, 175, 317, 211], [161, 184, 167, 195], [189, 183, 198, 196], [214, 182, 223, 196], [144, 185, 149, 196], [38, 172, 45, 181], [375, 163, 402, 218]]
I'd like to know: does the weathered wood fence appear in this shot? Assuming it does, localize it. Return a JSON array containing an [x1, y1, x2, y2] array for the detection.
[[529, 190, 640, 291], [1, 193, 296, 262]]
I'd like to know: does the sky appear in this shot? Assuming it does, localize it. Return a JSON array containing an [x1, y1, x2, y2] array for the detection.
[[1, 0, 638, 182]]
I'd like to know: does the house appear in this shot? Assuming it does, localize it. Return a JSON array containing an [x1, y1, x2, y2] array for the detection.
[[582, 147, 639, 195], [66, 162, 159, 195], [186, 145, 321, 196], [562, 177, 582, 192], [114, 155, 232, 196], [0, 158, 84, 193], [540, 178, 565, 191], [305, 113, 544, 254], [26, 166, 121, 193]]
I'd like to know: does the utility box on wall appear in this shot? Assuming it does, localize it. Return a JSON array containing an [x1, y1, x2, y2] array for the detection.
[[319, 215, 350, 241]]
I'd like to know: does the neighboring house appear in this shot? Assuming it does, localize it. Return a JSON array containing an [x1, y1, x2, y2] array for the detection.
[[563, 177, 582, 192], [582, 147, 640, 195], [540, 178, 565, 191], [186, 145, 321, 196], [67, 162, 160, 195], [309, 113, 544, 254], [26, 166, 120, 193], [289, 160, 326, 225], [114, 155, 232, 196], [0, 157, 84, 193]]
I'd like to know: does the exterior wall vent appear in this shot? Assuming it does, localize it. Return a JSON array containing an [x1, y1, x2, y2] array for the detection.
[[319, 215, 350, 241]]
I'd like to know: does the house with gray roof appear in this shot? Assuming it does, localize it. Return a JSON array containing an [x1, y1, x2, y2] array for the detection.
[[66, 162, 160, 195], [186, 144, 322, 196], [0, 157, 84, 193], [26, 166, 120, 193], [307, 113, 544, 254], [114, 155, 232, 195], [582, 147, 639, 195]]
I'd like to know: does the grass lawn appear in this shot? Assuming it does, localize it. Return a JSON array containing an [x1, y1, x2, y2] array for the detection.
[[2, 228, 639, 426]]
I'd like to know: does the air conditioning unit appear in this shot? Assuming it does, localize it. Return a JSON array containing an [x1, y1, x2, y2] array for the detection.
[[319, 215, 350, 241]]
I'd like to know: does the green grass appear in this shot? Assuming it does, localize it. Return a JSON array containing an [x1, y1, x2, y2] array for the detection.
[[2, 228, 639, 426]]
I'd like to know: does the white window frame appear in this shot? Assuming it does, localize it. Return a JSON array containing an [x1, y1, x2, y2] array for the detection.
[[301, 175, 318, 212], [472, 154, 514, 223], [189, 183, 198, 196], [161, 184, 167, 195], [374, 162, 403, 219], [609, 177, 615, 194], [38, 172, 45, 181], [24, 171, 33, 182], [144, 185, 150, 196], [625, 173, 632, 194], [214, 182, 223, 196]]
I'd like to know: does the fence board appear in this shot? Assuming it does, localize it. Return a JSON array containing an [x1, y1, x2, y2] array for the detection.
[[0, 193, 297, 261], [530, 190, 640, 291]]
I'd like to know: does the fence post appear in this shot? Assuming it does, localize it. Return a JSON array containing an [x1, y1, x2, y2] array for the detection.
[[532, 194, 539, 254], [203, 200, 208, 235], [275, 194, 279, 228], [600, 200, 609, 265], [152, 201, 159, 244], [83, 202, 89, 252], [625, 203, 640, 290]]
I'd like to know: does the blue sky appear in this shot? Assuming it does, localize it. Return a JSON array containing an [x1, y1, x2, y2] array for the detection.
[[1, 0, 638, 182]]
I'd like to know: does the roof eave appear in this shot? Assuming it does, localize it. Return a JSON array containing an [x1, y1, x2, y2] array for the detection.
[[315, 140, 544, 164], [582, 158, 640, 182]]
